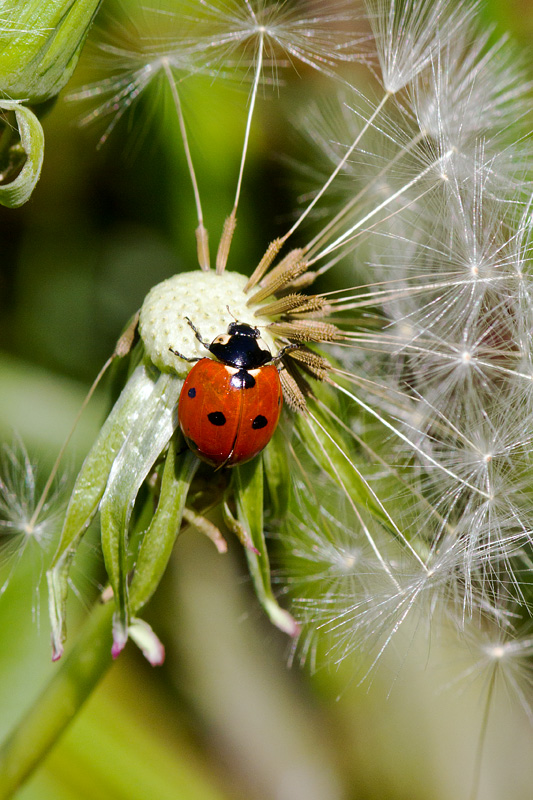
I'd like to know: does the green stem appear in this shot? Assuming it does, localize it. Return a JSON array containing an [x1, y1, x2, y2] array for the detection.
[[0, 601, 114, 799]]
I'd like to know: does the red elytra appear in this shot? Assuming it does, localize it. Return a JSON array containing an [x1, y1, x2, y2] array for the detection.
[[178, 359, 282, 467]]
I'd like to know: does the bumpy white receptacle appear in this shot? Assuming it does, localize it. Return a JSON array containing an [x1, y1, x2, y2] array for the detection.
[[139, 270, 275, 377]]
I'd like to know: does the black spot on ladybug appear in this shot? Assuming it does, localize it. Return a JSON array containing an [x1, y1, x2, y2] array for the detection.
[[208, 411, 226, 426], [252, 415, 268, 429], [277, 395, 281, 406], [188, 387, 196, 398], [230, 369, 256, 389]]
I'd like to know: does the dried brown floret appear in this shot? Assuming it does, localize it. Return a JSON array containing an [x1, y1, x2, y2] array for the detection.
[[256, 293, 326, 318], [247, 249, 307, 305], [278, 270, 318, 293], [269, 319, 342, 343], [286, 348, 331, 381], [244, 238, 285, 292], [115, 310, 140, 357], [279, 367, 309, 412], [216, 211, 237, 274]]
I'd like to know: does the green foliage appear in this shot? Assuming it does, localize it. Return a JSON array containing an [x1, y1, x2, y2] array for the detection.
[[233, 458, 299, 637], [0, 0, 101, 103], [0, 0, 101, 207], [47, 363, 161, 658], [129, 439, 198, 614]]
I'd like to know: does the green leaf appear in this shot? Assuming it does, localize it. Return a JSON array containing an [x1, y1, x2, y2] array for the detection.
[[262, 424, 291, 519], [233, 458, 298, 637], [47, 363, 159, 660], [129, 436, 199, 615], [0, 101, 44, 208], [0, 1, 102, 104], [99, 371, 182, 655]]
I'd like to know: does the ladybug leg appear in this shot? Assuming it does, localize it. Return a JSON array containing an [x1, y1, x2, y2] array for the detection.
[[185, 317, 211, 351], [271, 343, 300, 365], [168, 346, 200, 363]]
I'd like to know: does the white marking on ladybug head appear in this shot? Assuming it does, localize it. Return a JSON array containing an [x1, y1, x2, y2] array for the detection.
[[212, 334, 231, 347]]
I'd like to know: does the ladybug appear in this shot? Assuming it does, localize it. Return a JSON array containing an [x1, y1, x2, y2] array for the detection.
[[170, 318, 296, 468]]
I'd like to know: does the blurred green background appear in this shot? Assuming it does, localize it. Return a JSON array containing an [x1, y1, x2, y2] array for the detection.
[[2, 1, 533, 799]]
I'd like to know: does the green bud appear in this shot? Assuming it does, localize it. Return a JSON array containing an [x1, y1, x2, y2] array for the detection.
[[0, 0, 102, 104]]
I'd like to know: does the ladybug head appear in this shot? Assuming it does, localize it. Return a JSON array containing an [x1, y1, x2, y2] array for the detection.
[[210, 321, 272, 369], [227, 321, 260, 338]]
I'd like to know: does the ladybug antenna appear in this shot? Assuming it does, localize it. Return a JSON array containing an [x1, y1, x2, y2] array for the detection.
[[226, 305, 238, 322]]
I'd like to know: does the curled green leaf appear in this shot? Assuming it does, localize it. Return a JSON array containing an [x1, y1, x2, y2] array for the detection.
[[0, 101, 44, 207]]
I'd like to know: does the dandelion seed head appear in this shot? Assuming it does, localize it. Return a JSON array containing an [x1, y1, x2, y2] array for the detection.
[[484, 642, 506, 660], [70, 4, 202, 144], [412, 24, 533, 158], [139, 262, 335, 387], [365, 0, 478, 94], [257, 0, 533, 698], [190, 0, 368, 76]]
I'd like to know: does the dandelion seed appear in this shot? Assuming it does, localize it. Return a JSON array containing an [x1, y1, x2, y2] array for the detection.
[[446, 628, 533, 726], [0, 440, 64, 612], [412, 24, 533, 156], [365, 0, 479, 94], [70, 7, 199, 146], [188, 0, 369, 78]]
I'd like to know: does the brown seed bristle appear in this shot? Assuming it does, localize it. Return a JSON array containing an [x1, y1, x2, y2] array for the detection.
[[247, 252, 308, 306], [216, 211, 237, 274], [115, 310, 140, 357], [255, 294, 326, 318], [269, 320, 342, 342], [287, 302, 332, 321], [244, 238, 284, 292], [287, 348, 331, 381], [196, 223, 210, 271], [280, 368, 308, 413], [259, 248, 304, 288], [286, 303, 330, 320], [278, 270, 318, 294]]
